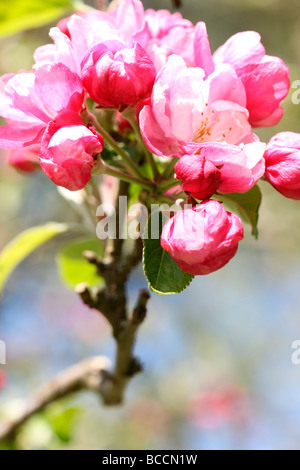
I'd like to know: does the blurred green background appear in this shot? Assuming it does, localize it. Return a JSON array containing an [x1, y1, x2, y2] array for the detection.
[[1, 0, 300, 450]]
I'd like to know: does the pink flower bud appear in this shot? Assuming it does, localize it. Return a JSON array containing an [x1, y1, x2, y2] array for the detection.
[[161, 200, 243, 275], [264, 132, 300, 200], [213, 32, 290, 128], [39, 112, 104, 191], [114, 111, 132, 134], [175, 154, 222, 200], [8, 144, 40, 173], [82, 41, 156, 109]]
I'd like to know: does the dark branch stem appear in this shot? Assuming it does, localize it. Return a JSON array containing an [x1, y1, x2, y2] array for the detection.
[[75, 180, 149, 405]]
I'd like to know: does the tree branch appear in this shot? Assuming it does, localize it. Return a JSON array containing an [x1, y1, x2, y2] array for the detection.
[[0, 289, 150, 442], [0, 177, 150, 443], [77, 287, 150, 406], [0, 356, 110, 442]]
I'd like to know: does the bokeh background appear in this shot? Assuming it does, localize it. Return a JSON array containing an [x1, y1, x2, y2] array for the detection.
[[1, 0, 300, 450]]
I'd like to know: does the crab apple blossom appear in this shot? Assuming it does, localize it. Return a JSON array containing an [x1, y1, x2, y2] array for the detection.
[[39, 112, 104, 191], [175, 154, 222, 200], [264, 132, 300, 200], [175, 141, 265, 199], [0, 63, 85, 150], [8, 144, 40, 173], [213, 32, 290, 128], [197, 142, 265, 193], [47, 1, 196, 73], [82, 41, 156, 109], [161, 200, 244, 275], [144, 9, 192, 39], [139, 55, 256, 158]]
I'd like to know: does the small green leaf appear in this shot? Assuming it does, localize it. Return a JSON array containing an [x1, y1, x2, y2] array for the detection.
[[0, 223, 69, 294], [143, 211, 194, 295], [45, 405, 81, 444], [56, 238, 104, 289], [215, 185, 262, 239], [0, 0, 75, 37]]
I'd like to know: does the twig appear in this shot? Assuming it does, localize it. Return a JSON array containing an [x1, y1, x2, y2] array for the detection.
[[122, 109, 160, 181], [83, 109, 144, 179], [0, 356, 110, 442], [161, 158, 178, 181], [171, 0, 182, 7], [77, 287, 150, 405], [0, 288, 150, 441], [104, 164, 155, 191], [100, 289, 150, 405]]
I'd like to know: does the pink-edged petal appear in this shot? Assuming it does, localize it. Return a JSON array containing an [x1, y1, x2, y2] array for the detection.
[[39, 157, 93, 191], [268, 132, 300, 148], [213, 31, 265, 66], [198, 141, 265, 193], [237, 59, 290, 127], [4, 73, 54, 123], [169, 67, 206, 141], [115, 0, 145, 43], [139, 104, 183, 157], [194, 22, 215, 76], [34, 27, 80, 75], [158, 26, 196, 68], [206, 64, 246, 107], [151, 55, 187, 138], [8, 143, 41, 172], [35, 63, 84, 114], [0, 124, 45, 149]]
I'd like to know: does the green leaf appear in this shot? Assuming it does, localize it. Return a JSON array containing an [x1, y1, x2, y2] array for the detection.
[[143, 211, 194, 295], [56, 237, 104, 289], [45, 405, 81, 444], [215, 185, 262, 239], [0, 0, 75, 37], [0, 223, 69, 294]]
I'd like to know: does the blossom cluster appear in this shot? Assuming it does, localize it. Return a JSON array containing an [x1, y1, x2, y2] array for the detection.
[[0, 0, 297, 277]]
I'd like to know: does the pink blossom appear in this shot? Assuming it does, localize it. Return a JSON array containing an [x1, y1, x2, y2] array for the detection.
[[144, 9, 192, 39], [192, 141, 266, 194], [144, 14, 214, 72], [213, 32, 290, 127], [161, 200, 244, 275], [188, 386, 250, 430], [264, 132, 300, 200], [146, 24, 196, 71], [175, 154, 222, 200], [42, 3, 207, 75], [144, 11, 195, 71], [0, 64, 85, 150], [82, 41, 156, 109], [39, 112, 104, 191], [52, 0, 146, 69], [8, 144, 40, 173], [34, 27, 82, 75], [140, 55, 255, 158]]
